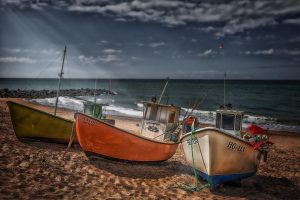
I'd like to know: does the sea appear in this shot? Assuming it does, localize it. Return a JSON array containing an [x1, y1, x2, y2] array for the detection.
[[1, 78, 300, 133]]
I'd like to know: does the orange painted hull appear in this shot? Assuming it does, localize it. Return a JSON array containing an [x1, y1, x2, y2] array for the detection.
[[75, 113, 179, 162]]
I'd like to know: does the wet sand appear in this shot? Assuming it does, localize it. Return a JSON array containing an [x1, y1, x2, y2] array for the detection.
[[0, 98, 299, 199]]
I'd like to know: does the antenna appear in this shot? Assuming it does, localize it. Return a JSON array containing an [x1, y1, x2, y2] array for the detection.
[[158, 78, 169, 104], [223, 71, 226, 107], [54, 45, 67, 116], [219, 43, 226, 108]]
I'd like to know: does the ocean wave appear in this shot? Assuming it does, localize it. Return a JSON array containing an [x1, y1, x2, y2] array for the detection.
[[31, 96, 143, 118], [180, 107, 300, 133], [136, 103, 143, 108], [105, 105, 143, 117], [31, 96, 84, 111], [31, 97, 300, 133]]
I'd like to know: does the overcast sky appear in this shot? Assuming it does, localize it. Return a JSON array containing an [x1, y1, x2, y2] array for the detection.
[[0, 0, 300, 79]]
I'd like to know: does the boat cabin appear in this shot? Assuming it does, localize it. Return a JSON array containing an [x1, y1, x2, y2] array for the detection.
[[216, 109, 244, 137], [83, 102, 107, 120], [141, 101, 181, 142]]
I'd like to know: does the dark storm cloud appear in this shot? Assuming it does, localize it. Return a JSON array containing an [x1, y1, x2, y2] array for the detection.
[[241, 48, 300, 56], [0, 56, 37, 64], [283, 17, 300, 25], [0, 0, 300, 79], [2, 0, 300, 36]]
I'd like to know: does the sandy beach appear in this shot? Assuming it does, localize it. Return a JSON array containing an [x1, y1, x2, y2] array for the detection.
[[0, 98, 299, 199]]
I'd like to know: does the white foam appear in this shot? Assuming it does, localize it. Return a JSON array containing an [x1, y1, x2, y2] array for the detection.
[[31, 96, 84, 111], [30, 97, 300, 133], [181, 107, 300, 133], [31, 96, 143, 118], [181, 107, 216, 116], [136, 103, 143, 108], [105, 105, 143, 117]]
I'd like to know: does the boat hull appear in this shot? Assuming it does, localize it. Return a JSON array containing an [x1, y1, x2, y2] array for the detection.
[[196, 170, 256, 188], [180, 127, 259, 188], [7, 101, 76, 143], [75, 113, 179, 162]]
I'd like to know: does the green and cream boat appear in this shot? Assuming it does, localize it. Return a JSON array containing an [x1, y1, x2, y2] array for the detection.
[[6, 46, 76, 143], [7, 101, 76, 143]]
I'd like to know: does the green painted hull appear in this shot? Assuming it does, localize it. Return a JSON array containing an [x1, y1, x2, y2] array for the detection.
[[7, 101, 77, 143]]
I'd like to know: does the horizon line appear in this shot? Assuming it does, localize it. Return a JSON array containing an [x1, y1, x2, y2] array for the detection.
[[0, 77, 300, 81]]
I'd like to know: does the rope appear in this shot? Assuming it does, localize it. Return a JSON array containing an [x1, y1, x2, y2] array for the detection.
[[195, 132, 213, 187], [177, 95, 207, 132], [152, 95, 207, 141], [36, 53, 62, 78], [169, 120, 211, 192], [182, 121, 210, 192], [66, 122, 76, 151]]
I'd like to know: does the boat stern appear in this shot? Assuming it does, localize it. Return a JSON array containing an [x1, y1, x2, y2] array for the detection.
[[196, 170, 257, 188]]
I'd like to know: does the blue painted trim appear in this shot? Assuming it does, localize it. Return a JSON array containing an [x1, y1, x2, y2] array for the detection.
[[196, 170, 257, 188]]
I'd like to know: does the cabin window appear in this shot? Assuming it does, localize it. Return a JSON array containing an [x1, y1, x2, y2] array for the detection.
[[235, 115, 242, 131], [158, 108, 167, 123], [222, 114, 235, 130], [168, 111, 176, 123], [148, 105, 158, 120], [216, 113, 221, 128], [145, 106, 150, 119]]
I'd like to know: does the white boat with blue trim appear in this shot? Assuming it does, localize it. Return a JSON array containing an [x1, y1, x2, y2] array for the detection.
[[180, 109, 260, 188]]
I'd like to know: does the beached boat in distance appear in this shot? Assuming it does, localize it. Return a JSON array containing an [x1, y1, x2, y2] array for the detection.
[[7, 101, 75, 143], [180, 109, 261, 188], [7, 95, 110, 144], [75, 101, 181, 162], [7, 46, 77, 143]]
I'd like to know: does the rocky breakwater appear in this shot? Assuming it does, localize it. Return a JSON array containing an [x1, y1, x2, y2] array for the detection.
[[0, 88, 115, 99]]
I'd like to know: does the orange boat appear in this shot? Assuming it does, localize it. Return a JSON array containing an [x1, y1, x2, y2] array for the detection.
[[75, 101, 181, 162]]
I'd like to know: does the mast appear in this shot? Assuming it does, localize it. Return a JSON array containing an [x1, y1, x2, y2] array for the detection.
[[92, 78, 98, 118], [223, 71, 226, 107], [109, 79, 111, 92], [54, 46, 67, 116], [93, 79, 97, 104], [158, 78, 169, 104]]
